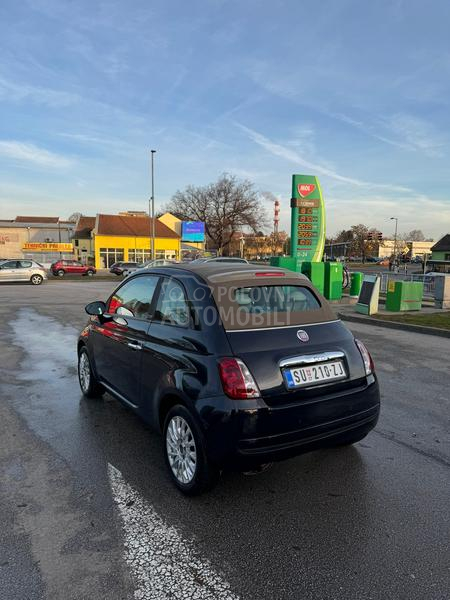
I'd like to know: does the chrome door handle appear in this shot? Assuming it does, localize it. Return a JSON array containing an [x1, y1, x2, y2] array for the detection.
[[127, 342, 142, 351]]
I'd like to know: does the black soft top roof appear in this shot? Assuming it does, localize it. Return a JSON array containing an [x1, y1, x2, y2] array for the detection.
[[160, 262, 304, 282], [147, 263, 337, 330]]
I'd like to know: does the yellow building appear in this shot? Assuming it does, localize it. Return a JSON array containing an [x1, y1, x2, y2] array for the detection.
[[92, 213, 181, 268], [158, 212, 205, 254]]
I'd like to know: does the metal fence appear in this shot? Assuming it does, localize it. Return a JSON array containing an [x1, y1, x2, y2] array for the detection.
[[379, 273, 436, 298]]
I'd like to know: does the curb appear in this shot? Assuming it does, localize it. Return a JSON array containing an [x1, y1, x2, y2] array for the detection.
[[338, 312, 450, 339]]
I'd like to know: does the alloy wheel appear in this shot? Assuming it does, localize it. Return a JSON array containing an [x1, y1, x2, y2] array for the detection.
[[78, 352, 91, 393], [166, 416, 197, 484]]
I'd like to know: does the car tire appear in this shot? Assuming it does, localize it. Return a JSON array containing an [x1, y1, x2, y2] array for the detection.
[[163, 404, 220, 495], [30, 274, 43, 285], [86, 270, 94, 277], [78, 347, 104, 398], [57, 269, 65, 277]]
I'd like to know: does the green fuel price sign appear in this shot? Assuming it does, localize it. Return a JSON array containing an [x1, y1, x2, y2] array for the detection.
[[290, 174, 326, 262]]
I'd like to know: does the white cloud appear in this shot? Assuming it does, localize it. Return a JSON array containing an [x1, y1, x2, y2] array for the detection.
[[286, 123, 316, 156], [384, 113, 446, 157], [226, 167, 270, 180], [0, 141, 73, 168], [58, 133, 111, 144], [236, 123, 412, 194], [0, 76, 146, 129], [330, 111, 412, 151], [331, 111, 446, 157], [324, 193, 450, 239], [0, 76, 77, 108]]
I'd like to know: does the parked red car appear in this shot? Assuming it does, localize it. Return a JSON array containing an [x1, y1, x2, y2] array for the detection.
[[50, 260, 96, 277]]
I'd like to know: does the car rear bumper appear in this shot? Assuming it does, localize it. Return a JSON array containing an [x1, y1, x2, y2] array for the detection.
[[201, 376, 380, 469]]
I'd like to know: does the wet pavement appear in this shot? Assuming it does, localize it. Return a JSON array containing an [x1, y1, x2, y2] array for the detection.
[[0, 281, 449, 600]]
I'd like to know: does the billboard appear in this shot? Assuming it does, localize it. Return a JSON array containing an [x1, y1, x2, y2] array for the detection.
[[22, 242, 73, 252], [290, 174, 326, 262], [181, 221, 205, 243]]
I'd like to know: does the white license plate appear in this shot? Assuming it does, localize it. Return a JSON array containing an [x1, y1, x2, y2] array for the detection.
[[284, 360, 346, 388]]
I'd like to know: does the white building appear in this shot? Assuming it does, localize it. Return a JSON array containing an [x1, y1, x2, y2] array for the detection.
[[377, 239, 434, 258]]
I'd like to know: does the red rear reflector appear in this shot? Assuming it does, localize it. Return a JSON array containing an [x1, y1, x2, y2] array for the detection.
[[218, 358, 260, 399], [255, 271, 285, 277]]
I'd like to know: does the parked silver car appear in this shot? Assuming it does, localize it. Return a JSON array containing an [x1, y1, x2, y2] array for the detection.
[[0, 259, 47, 285], [123, 259, 178, 277], [190, 257, 249, 264]]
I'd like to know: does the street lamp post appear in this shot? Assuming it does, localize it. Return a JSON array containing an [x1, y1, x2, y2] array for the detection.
[[150, 150, 156, 260], [58, 219, 62, 259], [390, 217, 398, 264]]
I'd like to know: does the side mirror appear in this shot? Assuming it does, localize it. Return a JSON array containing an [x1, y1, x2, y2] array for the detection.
[[85, 301, 107, 316], [116, 306, 134, 317]]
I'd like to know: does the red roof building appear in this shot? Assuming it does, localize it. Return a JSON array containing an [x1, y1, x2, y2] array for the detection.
[[95, 214, 179, 239], [89, 213, 181, 268]]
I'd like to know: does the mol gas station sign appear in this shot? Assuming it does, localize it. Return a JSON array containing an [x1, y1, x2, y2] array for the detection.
[[271, 175, 342, 300], [290, 174, 326, 262]]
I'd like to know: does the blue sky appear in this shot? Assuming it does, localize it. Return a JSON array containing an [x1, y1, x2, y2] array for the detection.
[[1, 0, 450, 239]]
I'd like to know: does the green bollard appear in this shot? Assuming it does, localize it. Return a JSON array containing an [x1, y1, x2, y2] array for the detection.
[[324, 262, 343, 300], [350, 272, 364, 297], [269, 256, 297, 271], [298, 261, 325, 295]]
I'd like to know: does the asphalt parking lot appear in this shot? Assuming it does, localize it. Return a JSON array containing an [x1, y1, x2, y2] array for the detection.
[[0, 280, 449, 600]]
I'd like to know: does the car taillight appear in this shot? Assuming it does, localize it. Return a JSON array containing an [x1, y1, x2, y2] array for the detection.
[[355, 339, 374, 375], [218, 358, 260, 399]]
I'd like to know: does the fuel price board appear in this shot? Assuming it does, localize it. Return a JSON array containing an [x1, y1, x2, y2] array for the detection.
[[290, 174, 326, 262]]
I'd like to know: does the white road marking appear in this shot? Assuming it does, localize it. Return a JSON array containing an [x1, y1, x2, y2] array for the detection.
[[12, 308, 240, 598], [107, 464, 240, 600]]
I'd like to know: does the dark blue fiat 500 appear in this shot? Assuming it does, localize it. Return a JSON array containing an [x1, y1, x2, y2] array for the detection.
[[78, 264, 380, 494]]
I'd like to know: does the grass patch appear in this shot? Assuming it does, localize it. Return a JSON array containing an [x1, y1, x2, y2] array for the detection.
[[374, 312, 450, 330]]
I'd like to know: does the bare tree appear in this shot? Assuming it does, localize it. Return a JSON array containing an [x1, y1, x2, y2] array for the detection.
[[406, 229, 425, 241], [350, 224, 369, 261], [349, 224, 384, 261], [392, 232, 409, 255], [165, 174, 268, 255], [67, 212, 82, 223], [334, 229, 353, 243]]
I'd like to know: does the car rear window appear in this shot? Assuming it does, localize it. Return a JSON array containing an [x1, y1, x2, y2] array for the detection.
[[234, 285, 320, 313], [211, 284, 330, 330], [211, 258, 247, 263]]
